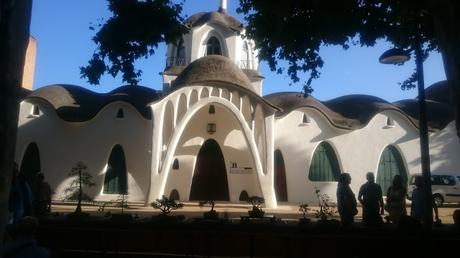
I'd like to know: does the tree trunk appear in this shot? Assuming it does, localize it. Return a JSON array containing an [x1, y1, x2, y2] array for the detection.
[[430, 0, 460, 138], [0, 0, 33, 253]]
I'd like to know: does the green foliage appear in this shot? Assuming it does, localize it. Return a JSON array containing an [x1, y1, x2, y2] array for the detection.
[[64, 162, 95, 201], [151, 195, 184, 215], [314, 188, 335, 221], [81, 0, 188, 85], [237, 0, 438, 94], [299, 203, 310, 219]]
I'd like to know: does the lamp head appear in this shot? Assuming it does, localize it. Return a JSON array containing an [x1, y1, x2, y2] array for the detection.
[[379, 48, 410, 64]]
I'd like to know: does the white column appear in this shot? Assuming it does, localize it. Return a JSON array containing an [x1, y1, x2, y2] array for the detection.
[[259, 114, 277, 208]]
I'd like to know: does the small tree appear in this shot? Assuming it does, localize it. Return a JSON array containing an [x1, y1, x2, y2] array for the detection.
[[199, 200, 218, 220], [151, 195, 183, 215], [64, 162, 95, 214], [299, 204, 310, 219], [247, 196, 265, 218], [314, 188, 335, 221], [115, 194, 128, 214]]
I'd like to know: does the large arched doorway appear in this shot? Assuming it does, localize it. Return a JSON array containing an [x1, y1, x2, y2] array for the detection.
[[377, 145, 407, 195], [103, 145, 128, 194], [20, 143, 41, 183], [190, 139, 229, 201], [274, 150, 288, 202]]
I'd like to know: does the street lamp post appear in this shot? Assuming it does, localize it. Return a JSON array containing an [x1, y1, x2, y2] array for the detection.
[[379, 30, 433, 229]]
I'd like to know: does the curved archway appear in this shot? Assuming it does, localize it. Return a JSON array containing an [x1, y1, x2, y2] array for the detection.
[[103, 145, 127, 194], [377, 145, 408, 195], [190, 139, 229, 201], [274, 150, 288, 202], [308, 142, 340, 181], [20, 142, 41, 183]]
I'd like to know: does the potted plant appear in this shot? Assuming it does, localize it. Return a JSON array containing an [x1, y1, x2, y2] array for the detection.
[[298, 203, 311, 225], [64, 162, 95, 217], [247, 196, 265, 218], [150, 195, 184, 222], [199, 200, 219, 220]]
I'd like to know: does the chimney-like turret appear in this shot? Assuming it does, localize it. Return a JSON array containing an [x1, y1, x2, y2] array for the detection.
[[219, 0, 227, 13]]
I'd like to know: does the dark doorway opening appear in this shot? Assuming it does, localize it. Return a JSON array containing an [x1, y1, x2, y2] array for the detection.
[[190, 139, 229, 201], [20, 143, 41, 184], [274, 150, 288, 202]]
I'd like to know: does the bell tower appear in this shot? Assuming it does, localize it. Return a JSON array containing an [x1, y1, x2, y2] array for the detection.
[[161, 0, 264, 95]]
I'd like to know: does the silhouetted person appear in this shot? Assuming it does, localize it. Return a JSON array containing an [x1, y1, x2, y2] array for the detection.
[[358, 172, 384, 225], [410, 176, 424, 222], [8, 163, 33, 224], [3, 216, 50, 258], [411, 175, 442, 225], [337, 173, 357, 226], [386, 175, 407, 224], [32, 173, 53, 217]]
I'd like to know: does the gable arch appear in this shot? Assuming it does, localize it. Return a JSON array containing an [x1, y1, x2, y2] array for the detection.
[[157, 96, 266, 203]]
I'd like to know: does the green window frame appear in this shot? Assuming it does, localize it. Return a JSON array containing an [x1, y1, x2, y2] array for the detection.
[[308, 142, 340, 181], [103, 145, 128, 194], [377, 145, 407, 195]]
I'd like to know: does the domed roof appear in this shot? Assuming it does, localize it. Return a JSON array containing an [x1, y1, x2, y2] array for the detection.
[[424, 80, 452, 104], [172, 55, 256, 92], [27, 84, 160, 121], [185, 11, 243, 32]]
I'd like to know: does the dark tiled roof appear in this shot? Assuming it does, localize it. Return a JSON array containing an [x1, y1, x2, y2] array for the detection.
[[26, 84, 160, 122], [172, 55, 256, 92], [393, 99, 454, 130], [185, 11, 243, 32], [264, 91, 453, 130], [424, 80, 452, 104]]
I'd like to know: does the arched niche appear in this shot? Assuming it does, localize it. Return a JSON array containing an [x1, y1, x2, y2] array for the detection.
[[20, 142, 41, 184]]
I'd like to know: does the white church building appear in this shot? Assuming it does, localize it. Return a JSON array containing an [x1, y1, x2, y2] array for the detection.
[[15, 2, 460, 208]]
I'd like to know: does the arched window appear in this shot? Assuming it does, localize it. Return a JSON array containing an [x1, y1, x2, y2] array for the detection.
[[206, 37, 222, 56], [103, 145, 128, 194], [241, 42, 250, 69], [169, 189, 180, 200], [386, 117, 395, 127], [31, 105, 40, 116], [176, 41, 185, 65], [239, 190, 249, 202], [116, 108, 124, 118], [172, 158, 179, 170], [308, 142, 340, 181], [377, 146, 407, 195], [208, 105, 215, 114], [302, 114, 310, 124]]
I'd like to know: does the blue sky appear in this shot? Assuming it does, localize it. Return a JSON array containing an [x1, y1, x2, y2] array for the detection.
[[30, 0, 446, 102]]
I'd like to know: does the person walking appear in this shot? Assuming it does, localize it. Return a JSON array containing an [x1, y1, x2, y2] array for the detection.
[[410, 175, 424, 221], [358, 172, 384, 225], [385, 175, 407, 224], [337, 173, 358, 226]]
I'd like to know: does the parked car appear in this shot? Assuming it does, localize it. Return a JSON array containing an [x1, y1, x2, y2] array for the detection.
[[407, 173, 460, 207]]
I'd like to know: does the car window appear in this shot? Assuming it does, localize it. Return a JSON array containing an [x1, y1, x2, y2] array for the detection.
[[431, 175, 442, 185], [441, 176, 456, 186]]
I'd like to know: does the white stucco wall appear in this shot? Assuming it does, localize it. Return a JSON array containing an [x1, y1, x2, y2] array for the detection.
[[273, 108, 451, 204], [16, 100, 153, 202]]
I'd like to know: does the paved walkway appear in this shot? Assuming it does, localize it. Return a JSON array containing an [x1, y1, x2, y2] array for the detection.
[[50, 201, 458, 224]]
